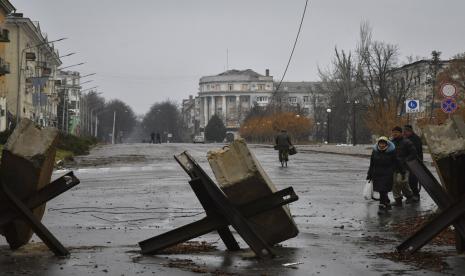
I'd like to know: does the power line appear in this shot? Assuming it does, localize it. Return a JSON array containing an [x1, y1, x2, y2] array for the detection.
[[274, 0, 310, 95]]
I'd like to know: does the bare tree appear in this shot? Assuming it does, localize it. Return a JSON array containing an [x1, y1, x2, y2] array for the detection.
[[142, 101, 185, 142], [318, 47, 361, 143], [356, 21, 399, 106]]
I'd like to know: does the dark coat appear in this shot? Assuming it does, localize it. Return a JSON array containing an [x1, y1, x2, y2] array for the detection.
[[391, 137, 417, 173], [406, 133, 423, 161], [275, 133, 292, 150], [367, 141, 396, 192]]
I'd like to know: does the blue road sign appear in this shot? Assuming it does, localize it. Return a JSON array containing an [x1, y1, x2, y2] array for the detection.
[[441, 98, 458, 114], [406, 99, 420, 113], [408, 100, 418, 109]]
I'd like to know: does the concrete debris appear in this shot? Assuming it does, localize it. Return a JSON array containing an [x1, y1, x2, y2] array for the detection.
[[0, 119, 59, 249], [207, 138, 299, 245]]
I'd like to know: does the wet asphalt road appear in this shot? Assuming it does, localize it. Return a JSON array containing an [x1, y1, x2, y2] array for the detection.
[[0, 143, 463, 275]]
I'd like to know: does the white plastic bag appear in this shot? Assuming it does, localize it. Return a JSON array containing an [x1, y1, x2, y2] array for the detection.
[[363, 180, 373, 200]]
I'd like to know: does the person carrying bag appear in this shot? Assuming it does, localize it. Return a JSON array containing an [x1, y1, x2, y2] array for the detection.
[[366, 136, 396, 215]]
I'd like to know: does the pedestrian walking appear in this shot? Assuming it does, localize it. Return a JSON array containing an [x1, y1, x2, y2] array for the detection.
[[367, 136, 396, 215], [156, 133, 161, 144], [404, 125, 423, 201], [150, 132, 155, 144], [275, 129, 292, 167], [390, 126, 416, 207]]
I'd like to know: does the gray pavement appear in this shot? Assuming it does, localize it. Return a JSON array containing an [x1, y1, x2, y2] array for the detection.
[[0, 143, 463, 275]]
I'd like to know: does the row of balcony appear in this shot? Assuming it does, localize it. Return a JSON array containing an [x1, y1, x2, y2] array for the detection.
[[0, 27, 10, 76]]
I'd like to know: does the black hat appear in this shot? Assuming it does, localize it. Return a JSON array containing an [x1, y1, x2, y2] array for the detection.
[[392, 126, 402, 132], [404, 125, 413, 131]]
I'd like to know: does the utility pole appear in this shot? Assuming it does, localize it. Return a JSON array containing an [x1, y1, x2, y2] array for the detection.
[[111, 111, 116, 144], [429, 50, 441, 121], [326, 108, 331, 143]]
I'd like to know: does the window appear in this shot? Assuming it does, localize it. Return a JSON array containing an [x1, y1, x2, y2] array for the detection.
[[241, 84, 249, 91], [256, 96, 268, 102], [228, 84, 233, 91], [288, 97, 297, 104], [303, 96, 310, 103], [257, 84, 265, 91]]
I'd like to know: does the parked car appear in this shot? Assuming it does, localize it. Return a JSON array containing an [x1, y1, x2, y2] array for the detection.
[[193, 135, 205, 143]]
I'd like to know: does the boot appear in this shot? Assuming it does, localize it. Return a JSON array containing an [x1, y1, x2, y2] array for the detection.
[[378, 204, 388, 215], [385, 202, 392, 210], [393, 198, 403, 207], [405, 196, 416, 204]]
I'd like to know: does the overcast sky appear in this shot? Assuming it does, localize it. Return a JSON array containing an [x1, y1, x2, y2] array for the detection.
[[12, 0, 465, 114]]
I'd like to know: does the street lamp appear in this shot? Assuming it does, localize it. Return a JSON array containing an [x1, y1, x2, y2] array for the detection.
[[59, 62, 85, 70], [316, 121, 321, 142], [80, 73, 96, 78], [59, 52, 76, 59], [80, 86, 99, 93], [112, 109, 129, 144], [347, 99, 360, 146], [80, 80, 93, 86], [326, 108, 332, 144]]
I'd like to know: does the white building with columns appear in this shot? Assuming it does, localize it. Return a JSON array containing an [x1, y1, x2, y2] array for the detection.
[[199, 69, 274, 130]]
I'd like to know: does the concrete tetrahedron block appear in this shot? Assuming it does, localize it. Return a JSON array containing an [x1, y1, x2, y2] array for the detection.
[[207, 139, 299, 245], [422, 115, 465, 251], [0, 119, 59, 249]]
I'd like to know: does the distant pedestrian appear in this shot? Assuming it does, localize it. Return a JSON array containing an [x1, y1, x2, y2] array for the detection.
[[404, 125, 422, 201], [156, 133, 162, 144], [367, 136, 396, 214], [275, 129, 292, 167], [150, 132, 155, 144], [390, 126, 416, 207]]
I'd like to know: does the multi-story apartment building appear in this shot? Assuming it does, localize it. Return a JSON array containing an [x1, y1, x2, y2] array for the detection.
[[181, 95, 198, 139], [5, 13, 62, 127], [389, 59, 453, 119], [56, 70, 81, 135], [0, 0, 14, 131]]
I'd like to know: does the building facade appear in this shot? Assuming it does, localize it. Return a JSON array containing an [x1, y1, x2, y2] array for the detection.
[[183, 69, 330, 139], [0, 0, 14, 131], [5, 13, 62, 127], [389, 59, 452, 119], [198, 69, 274, 130], [56, 70, 81, 135]]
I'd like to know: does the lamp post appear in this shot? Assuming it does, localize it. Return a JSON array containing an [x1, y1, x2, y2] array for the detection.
[[326, 108, 332, 144], [111, 111, 116, 144], [316, 121, 321, 142], [347, 99, 360, 146], [58, 62, 85, 70]]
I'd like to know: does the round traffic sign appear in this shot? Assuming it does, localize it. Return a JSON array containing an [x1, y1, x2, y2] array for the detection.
[[407, 100, 418, 109], [441, 97, 458, 114], [440, 82, 458, 98]]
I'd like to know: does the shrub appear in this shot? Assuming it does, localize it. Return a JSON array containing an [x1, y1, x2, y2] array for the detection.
[[205, 114, 227, 142], [57, 133, 98, 156]]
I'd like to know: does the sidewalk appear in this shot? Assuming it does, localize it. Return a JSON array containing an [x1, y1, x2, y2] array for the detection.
[[253, 143, 433, 164]]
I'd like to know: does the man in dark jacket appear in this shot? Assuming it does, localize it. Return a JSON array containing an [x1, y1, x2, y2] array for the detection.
[[275, 129, 292, 167], [404, 125, 423, 201], [391, 126, 416, 206], [367, 136, 397, 214]]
